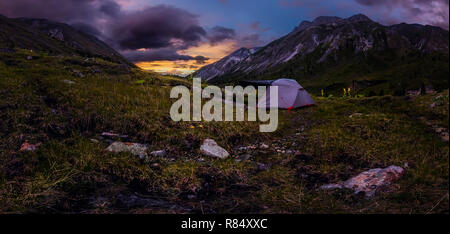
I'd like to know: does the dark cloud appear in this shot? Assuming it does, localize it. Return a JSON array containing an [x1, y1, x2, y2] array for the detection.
[[278, 0, 449, 29], [355, 0, 449, 29], [121, 48, 210, 65], [121, 48, 194, 62], [0, 0, 101, 23], [108, 5, 206, 50], [207, 26, 236, 44], [193, 56, 209, 64], [71, 22, 102, 36], [99, 0, 121, 17]]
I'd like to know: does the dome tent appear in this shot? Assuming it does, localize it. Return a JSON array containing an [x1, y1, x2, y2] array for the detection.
[[240, 79, 314, 109]]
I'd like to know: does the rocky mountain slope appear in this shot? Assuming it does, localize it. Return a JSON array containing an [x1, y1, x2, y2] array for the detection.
[[196, 47, 260, 81], [0, 15, 133, 66], [195, 14, 449, 95]]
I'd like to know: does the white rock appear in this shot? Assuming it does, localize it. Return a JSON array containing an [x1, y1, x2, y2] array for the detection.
[[320, 165, 404, 197], [349, 113, 362, 118], [106, 142, 148, 158], [200, 139, 229, 159]]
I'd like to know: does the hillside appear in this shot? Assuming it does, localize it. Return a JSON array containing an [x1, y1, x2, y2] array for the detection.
[[0, 15, 133, 66], [195, 14, 449, 96]]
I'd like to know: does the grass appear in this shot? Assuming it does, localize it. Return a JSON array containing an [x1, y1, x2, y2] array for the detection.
[[0, 50, 448, 214]]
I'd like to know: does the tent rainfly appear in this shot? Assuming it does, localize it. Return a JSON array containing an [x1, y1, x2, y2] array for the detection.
[[240, 79, 315, 109]]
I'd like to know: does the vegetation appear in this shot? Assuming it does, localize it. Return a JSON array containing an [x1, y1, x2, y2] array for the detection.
[[220, 47, 448, 98], [0, 49, 448, 213]]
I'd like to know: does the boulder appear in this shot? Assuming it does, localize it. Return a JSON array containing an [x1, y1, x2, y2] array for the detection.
[[200, 139, 229, 159], [106, 142, 148, 158], [320, 165, 404, 197]]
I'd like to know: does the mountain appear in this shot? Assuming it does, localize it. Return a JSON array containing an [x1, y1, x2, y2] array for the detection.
[[195, 14, 449, 95], [196, 47, 261, 81], [0, 15, 133, 66]]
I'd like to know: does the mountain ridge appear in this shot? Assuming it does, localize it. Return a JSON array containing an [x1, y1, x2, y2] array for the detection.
[[194, 13, 449, 94], [0, 15, 134, 66]]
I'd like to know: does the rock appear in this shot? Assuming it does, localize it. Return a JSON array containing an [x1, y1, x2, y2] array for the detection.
[[106, 142, 148, 158], [26, 56, 33, 60], [101, 132, 128, 139], [150, 150, 167, 157], [200, 139, 229, 159], [235, 154, 252, 162], [90, 139, 99, 143], [430, 102, 436, 109], [48, 28, 64, 41], [63, 79, 75, 85], [259, 143, 269, 149], [320, 165, 404, 197], [286, 150, 295, 154], [349, 113, 362, 118], [19, 142, 42, 152], [238, 145, 256, 151]]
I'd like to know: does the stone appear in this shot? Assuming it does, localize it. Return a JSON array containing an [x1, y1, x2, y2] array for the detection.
[[200, 139, 229, 159], [238, 145, 256, 151], [101, 132, 128, 139], [90, 139, 99, 143], [320, 165, 404, 197], [26, 56, 33, 60], [63, 79, 75, 85], [19, 142, 42, 152], [235, 154, 252, 162], [349, 113, 362, 118], [259, 143, 269, 149], [150, 150, 167, 157], [106, 142, 148, 158]]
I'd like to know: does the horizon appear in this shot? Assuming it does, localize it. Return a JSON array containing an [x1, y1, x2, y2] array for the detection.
[[1, 0, 448, 76]]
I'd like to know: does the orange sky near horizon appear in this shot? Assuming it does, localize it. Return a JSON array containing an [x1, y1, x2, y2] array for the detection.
[[135, 40, 237, 76]]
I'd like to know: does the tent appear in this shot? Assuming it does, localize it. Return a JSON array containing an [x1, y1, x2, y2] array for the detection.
[[240, 79, 314, 109]]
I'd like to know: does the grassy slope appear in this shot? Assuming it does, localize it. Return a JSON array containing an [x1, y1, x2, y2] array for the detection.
[[214, 46, 449, 98], [0, 50, 448, 213]]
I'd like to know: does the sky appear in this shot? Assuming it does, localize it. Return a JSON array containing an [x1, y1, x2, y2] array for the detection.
[[0, 0, 448, 76]]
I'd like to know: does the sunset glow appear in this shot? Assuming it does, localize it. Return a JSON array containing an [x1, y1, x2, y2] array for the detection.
[[136, 40, 238, 76]]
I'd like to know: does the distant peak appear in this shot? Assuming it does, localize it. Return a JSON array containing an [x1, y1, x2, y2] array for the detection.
[[347, 14, 372, 22], [312, 16, 342, 25]]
